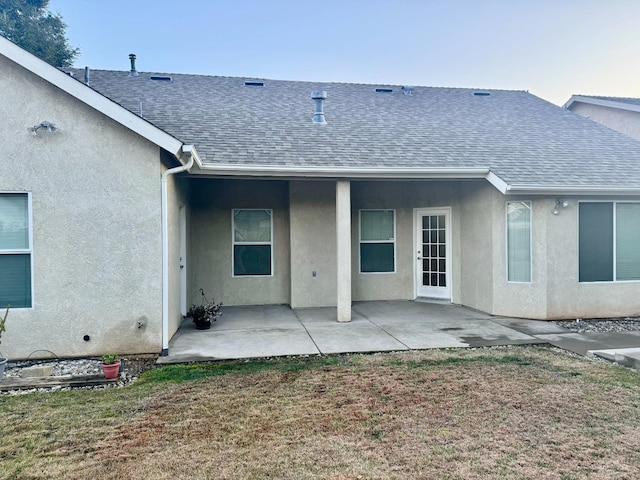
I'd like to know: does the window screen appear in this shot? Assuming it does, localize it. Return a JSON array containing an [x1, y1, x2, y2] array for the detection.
[[0, 193, 32, 308], [360, 210, 395, 273], [232, 209, 272, 276]]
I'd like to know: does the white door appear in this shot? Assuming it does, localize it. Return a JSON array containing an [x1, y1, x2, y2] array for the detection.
[[179, 206, 187, 316], [415, 208, 451, 300]]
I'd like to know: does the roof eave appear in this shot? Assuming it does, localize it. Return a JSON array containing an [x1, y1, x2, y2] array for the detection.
[[504, 184, 640, 196], [0, 36, 185, 159], [564, 95, 640, 114], [190, 164, 492, 179]]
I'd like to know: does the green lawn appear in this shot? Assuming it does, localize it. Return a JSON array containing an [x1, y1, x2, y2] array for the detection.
[[1, 346, 640, 479]]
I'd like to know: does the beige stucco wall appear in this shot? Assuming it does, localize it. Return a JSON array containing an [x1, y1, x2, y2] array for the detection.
[[189, 178, 291, 306], [570, 103, 640, 141], [351, 180, 463, 303], [166, 173, 190, 338], [289, 181, 337, 308], [544, 197, 640, 319], [0, 55, 164, 359]]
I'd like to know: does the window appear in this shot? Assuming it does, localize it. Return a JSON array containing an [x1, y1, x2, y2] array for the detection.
[[506, 201, 531, 283], [360, 210, 395, 273], [232, 209, 272, 276], [0, 193, 32, 308], [579, 202, 640, 282]]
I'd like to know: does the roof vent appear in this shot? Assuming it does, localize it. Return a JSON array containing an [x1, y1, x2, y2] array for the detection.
[[150, 76, 173, 82], [375, 88, 393, 93], [244, 81, 265, 87], [402, 85, 414, 96], [311, 91, 327, 124], [84, 66, 90, 85], [473, 91, 491, 97], [128, 54, 139, 77]]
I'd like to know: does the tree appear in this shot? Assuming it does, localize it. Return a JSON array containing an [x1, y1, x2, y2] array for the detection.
[[0, 0, 78, 67]]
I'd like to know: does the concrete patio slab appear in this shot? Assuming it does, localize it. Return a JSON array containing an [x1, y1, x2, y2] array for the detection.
[[491, 317, 570, 335], [158, 300, 640, 365], [535, 331, 640, 356], [590, 348, 640, 369]]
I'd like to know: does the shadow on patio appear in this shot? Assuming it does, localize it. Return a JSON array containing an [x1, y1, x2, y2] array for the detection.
[[157, 301, 556, 364]]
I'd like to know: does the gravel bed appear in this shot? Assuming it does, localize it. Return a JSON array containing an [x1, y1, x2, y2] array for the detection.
[[553, 317, 640, 333], [1, 356, 157, 395]]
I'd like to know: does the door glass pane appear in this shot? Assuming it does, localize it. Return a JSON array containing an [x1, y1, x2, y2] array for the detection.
[[0, 194, 29, 249], [361, 210, 394, 241], [507, 201, 531, 282], [439, 274, 446, 287], [0, 254, 31, 308], [616, 204, 640, 280], [430, 216, 437, 229], [579, 203, 613, 282], [233, 210, 271, 242]]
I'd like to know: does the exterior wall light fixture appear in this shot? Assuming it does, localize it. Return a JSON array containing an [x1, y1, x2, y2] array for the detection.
[[30, 121, 57, 135], [552, 199, 569, 215]]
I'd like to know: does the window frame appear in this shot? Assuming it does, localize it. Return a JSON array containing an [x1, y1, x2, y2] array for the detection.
[[231, 208, 274, 278], [505, 200, 532, 284], [359, 209, 396, 274], [0, 191, 34, 309], [578, 200, 640, 283]]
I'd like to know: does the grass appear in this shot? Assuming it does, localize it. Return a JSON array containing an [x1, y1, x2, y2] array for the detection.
[[1, 346, 640, 479]]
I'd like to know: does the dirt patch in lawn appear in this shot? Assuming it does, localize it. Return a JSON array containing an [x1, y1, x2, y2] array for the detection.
[[2, 346, 640, 479]]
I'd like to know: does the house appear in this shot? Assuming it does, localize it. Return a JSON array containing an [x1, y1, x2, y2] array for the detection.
[[564, 95, 640, 140], [3, 36, 640, 361]]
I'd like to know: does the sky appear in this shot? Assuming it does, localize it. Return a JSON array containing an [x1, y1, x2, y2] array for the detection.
[[47, 0, 640, 106]]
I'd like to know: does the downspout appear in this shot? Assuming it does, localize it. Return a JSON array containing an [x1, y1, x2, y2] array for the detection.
[[161, 145, 194, 356]]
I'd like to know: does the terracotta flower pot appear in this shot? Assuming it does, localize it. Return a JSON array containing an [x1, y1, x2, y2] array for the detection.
[[102, 360, 121, 379]]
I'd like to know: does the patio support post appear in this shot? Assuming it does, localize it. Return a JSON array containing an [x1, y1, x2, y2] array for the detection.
[[336, 180, 352, 322]]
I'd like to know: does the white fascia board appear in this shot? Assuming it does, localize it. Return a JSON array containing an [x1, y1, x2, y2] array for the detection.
[[504, 184, 640, 196], [564, 95, 640, 114], [191, 164, 491, 179], [0, 36, 184, 157]]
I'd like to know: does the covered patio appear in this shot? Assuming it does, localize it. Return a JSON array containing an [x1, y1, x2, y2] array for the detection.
[[158, 301, 562, 363]]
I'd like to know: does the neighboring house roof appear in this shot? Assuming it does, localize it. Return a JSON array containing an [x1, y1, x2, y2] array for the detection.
[[0, 36, 193, 163], [564, 95, 640, 113], [67, 68, 640, 194]]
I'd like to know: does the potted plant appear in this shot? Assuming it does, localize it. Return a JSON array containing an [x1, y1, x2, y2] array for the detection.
[[187, 288, 222, 330], [101, 353, 121, 379], [0, 306, 8, 381]]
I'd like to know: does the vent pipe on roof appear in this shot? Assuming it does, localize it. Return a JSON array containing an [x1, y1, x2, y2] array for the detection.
[[311, 91, 327, 124], [128, 54, 139, 77], [84, 66, 90, 85]]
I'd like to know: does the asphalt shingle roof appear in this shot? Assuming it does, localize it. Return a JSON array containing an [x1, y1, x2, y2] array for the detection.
[[69, 69, 640, 190], [580, 95, 640, 107]]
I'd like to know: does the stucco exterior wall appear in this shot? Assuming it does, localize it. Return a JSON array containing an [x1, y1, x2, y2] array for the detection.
[[189, 179, 291, 306], [166, 173, 190, 338], [545, 197, 640, 319], [491, 196, 548, 319], [570, 103, 640, 141], [350, 181, 462, 303], [0, 55, 163, 359], [289, 181, 337, 308], [457, 182, 495, 313]]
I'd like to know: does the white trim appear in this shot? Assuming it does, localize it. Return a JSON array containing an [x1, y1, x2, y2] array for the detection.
[[0, 35, 185, 158], [413, 207, 452, 300], [179, 205, 187, 316], [564, 95, 640, 114], [505, 200, 532, 284], [192, 164, 491, 179], [0, 191, 34, 309], [358, 209, 396, 274], [231, 209, 274, 278], [504, 185, 640, 196]]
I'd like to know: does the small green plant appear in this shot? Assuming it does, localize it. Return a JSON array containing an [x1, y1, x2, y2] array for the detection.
[[187, 288, 222, 328], [102, 353, 119, 365], [0, 306, 8, 347]]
